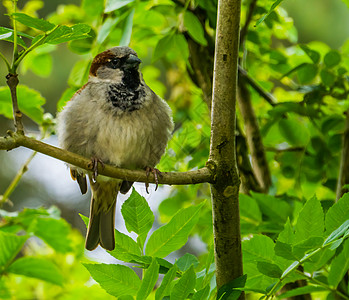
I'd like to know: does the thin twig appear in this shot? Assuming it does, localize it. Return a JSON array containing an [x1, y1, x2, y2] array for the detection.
[[0, 132, 214, 186], [6, 73, 24, 134], [238, 65, 276, 106], [0, 151, 37, 208]]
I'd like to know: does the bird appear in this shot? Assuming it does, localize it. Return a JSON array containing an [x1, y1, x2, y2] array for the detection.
[[57, 46, 174, 251]]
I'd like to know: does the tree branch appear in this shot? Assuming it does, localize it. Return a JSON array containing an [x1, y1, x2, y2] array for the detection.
[[0, 132, 214, 186], [209, 0, 244, 292], [238, 79, 272, 192]]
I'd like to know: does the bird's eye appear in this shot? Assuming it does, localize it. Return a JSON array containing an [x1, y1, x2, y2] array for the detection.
[[107, 58, 120, 69]]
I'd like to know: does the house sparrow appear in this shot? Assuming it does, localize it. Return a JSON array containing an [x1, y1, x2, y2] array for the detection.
[[57, 46, 173, 251]]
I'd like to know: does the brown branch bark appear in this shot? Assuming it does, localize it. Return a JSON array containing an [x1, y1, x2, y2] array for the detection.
[[0, 132, 214, 186], [209, 0, 244, 292], [6, 73, 24, 134], [336, 109, 349, 200], [238, 79, 272, 192]]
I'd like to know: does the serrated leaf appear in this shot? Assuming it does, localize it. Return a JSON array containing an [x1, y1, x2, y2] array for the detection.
[[170, 265, 196, 300], [105, 0, 135, 12], [120, 8, 134, 46], [176, 253, 199, 272], [300, 44, 320, 64], [324, 219, 349, 246], [328, 239, 349, 287], [255, 0, 285, 26], [12, 13, 55, 31], [0, 85, 46, 124], [108, 229, 142, 262], [45, 24, 91, 44], [294, 196, 324, 242], [34, 217, 72, 253], [136, 259, 159, 300], [243, 234, 275, 263], [145, 202, 204, 257], [7, 257, 63, 286], [57, 87, 78, 111], [0, 27, 28, 48], [239, 194, 262, 225], [155, 265, 178, 300], [192, 285, 210, 300], [121, 188, 154, 250], [0, 231, 27, 268], [325, 193, 349, 233], [84, 263, 141, 297], [292, 236, 324, 259], [183, 11, 207, 46], [257, 262, 282, 278]]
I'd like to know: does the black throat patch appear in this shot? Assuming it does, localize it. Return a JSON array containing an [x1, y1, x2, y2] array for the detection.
[[106, 69, 146, 112]]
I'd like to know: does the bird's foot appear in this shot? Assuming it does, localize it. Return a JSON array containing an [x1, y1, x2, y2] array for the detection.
[[145, 167, 162, 194], [88, 157, 105, 183]]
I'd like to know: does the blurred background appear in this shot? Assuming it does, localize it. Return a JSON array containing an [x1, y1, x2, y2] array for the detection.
[[0, 0, 348, 257]]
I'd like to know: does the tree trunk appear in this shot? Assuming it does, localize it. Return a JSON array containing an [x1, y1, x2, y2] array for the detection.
[[209, 0, 244, 292]]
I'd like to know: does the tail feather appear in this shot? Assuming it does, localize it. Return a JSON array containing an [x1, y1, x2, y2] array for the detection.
[[85, 197, 101, 251], [99, 201, 116, 251]]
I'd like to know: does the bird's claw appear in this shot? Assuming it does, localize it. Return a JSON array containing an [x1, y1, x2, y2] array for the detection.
[[88, 157, 105, 183], [145, 167, 162, 194]]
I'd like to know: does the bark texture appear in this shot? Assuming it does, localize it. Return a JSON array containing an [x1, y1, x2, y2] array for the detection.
[[209, 0, 244, 290]]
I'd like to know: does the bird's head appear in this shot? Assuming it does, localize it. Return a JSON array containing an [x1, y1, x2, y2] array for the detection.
[[89, 46, 142, 83]]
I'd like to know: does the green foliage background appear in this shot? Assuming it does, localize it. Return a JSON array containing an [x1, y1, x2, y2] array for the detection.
[[0, 0, 349, 299]]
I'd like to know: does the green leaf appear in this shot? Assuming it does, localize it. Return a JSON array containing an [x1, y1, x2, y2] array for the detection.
[[217, 274, 247, 300], [121, 188, 154, 249], [325, 193, 349, 233], [97, 17, 119, 45], [155, 265, 178, 300], [84, 263, 141, 297], [57, 87, 78, 111], [277, 285, 327, 299], [105, 0, 135, 12], [7, 257, 63, 286], [82, 0, 105, 16], [183, 11, 207, 46], [243, 234, 275, 263], [297, 63, 318, 84], [153, 32, 176, 62], [328, 239, 349, 287], [294, 196, 324, 242], [324, 50, 341, 68], [12, 13, 55, 31], [45, 24, 91, 44], [257, 261, 282, 278], [250, 193, 291, 224], [176, 253, 199, 272], [136, 259, 159, 300], [324, 219, 349, 246], [107, 229, 142, 262], [299, 44, 320, 64], [120, 9, 135, 46], [320, 69, 336, 87], [0, 85, 46, 125], [274, 241, 294, 260], [255, 0, 285, 26], [0, 231, 27, 268], [34, 217, 72, 253], [292, 237, 324, 259], [192, 285, 210, 300], [170, 265, 196, 300], [239, 194, 262, 225], [278, 118, 310, 147], [68, 59, 91, 88], [0, 27, 28, 48], [145, 202, 204, 257]]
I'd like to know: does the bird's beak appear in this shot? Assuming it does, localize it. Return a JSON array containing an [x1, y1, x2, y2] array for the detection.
[[125, 54, 142, 69]]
